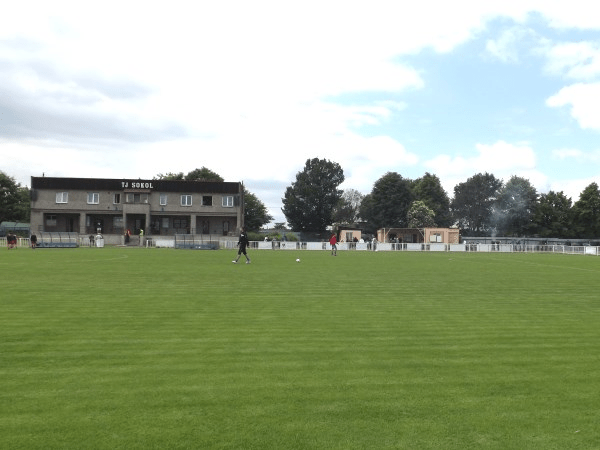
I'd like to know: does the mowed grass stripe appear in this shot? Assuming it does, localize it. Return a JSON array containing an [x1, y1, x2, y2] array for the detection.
[[1, 247, 600, 449]]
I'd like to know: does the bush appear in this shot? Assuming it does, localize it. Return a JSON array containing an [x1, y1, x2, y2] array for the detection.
[[247, 231, 263, 241], [248, 232, 299, 242]]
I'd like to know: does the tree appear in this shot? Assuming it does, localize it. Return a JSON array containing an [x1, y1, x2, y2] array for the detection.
[[0, 172, 30, 223], [185, 167, 224, 182], [360, 172, 414, 230], [358, 194, 376, 234], [332, 188, 364, 225], [243, 187, 274, 231], [572, 182, 600, 238], [531, 191, 573, 238], [494, 176, 538, 236], [451, 172, 502, 236], [282, 158, 345, 232], [155, 172, 184, 180], [407, 200, 436, 228], [412, 173, 451, 227], [15, 187, 30, 222], [156, 167, 225, 182]]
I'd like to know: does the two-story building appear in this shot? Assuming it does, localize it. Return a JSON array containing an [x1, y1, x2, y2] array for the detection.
[[30, 177, 244, 244]]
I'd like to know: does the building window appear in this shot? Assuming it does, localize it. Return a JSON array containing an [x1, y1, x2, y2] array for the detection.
[[430, 233, 442, 243], [125, 193, 148, 204], [222, 196, 233, 207], [56, 192, 68, 203], [181, 195, 192, 206], [87, 192, 99, 204], [114, 193, 121, 204], [173, 218, 187, 229], [161, 218, 169, 228], [202, 195, 212, 206], [160, 194, 167, 206], [46, 214, 57, 226], [113, 216, 123, 228]]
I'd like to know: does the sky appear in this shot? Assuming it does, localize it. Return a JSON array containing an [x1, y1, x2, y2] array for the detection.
[[2, 1, 600, 226]]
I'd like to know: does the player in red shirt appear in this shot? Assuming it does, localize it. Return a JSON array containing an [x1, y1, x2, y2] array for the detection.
[[329, 233, 337, 256]]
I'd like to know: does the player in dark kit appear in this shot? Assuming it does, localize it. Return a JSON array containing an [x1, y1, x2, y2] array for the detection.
[[232, 227, 251, 264]]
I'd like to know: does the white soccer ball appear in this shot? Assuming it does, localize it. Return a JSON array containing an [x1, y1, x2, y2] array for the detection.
[[296, 258, 300, 263]]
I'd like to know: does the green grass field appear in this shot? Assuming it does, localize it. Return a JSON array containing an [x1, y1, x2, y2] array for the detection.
[[1, 247, 599, 449]]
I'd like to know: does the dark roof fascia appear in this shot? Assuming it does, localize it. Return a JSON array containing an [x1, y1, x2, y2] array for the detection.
[[31, 177, 241, 194]]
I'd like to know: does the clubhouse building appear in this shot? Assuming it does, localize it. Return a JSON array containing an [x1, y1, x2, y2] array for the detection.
[[30, 176, 244, 245]]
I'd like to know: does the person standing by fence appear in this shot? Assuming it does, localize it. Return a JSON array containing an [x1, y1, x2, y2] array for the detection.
[[329, 233, 337, 256], [7, 232, 17, 249]]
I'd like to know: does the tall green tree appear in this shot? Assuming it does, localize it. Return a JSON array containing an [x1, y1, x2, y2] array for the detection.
[[572, 182, 600, 238], [412, 172, 451, 227], [155, 172, 184, 180], [407, 200, 436, 228], [0, 171, 30, 223], [358, 194, 376, 234], [243, 187, 273, 231], [494, 176, 538, 236], [282, 158, 345, 232], [531, 191, 573, 238], [185, 167, 224, 182], [156, 167, 224, 182], [332, 188, 364, 225], [360, 172, 414, 230], [451, 172, 502, 236]]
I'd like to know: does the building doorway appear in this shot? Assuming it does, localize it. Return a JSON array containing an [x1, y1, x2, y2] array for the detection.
[[93, 218, 103, 234], [134, 218, 146, 235]]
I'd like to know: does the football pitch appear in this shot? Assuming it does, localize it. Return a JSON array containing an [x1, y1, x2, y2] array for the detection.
[[1, 247, 599, 449]]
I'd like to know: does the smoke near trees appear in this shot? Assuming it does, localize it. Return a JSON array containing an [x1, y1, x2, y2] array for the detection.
[[357, 170, 600, 239]]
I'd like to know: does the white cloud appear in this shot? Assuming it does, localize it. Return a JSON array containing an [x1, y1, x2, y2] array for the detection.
[[544, 41, 600, 80], [426, 141, 536, 174], [534, 1, 600, 30], [547, 82, 600, 130], [4, 1, 600, 227], [552, 148, 600, 162], [486, 27, 535, 63], [548, 177, 600, 203], [552, 148, 585, 160], [424, 140, 547, 196], [2, 138, 140, 187]]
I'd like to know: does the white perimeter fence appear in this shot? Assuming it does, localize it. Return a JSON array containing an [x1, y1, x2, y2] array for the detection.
[[213, 240, 600, 256], [3, 236, 599, 256]]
